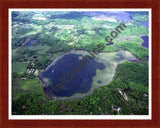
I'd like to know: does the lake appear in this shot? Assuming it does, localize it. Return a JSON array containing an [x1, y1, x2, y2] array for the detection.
[[39, 53, 105, 97], [39, 50, 138, 99], [141, 36, 149, 49], [26, 39, 35, 46], [106, 42, 114, 46]]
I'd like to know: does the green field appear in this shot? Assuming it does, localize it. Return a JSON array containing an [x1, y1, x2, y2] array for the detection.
[[12, 62, 28, 73]]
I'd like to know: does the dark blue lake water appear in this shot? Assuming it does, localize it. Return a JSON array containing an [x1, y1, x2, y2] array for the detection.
[[107, 42, 114, 46], [141, 36, 149, 49], [39, 53, 105, 97], [146, 56, 149, 61]]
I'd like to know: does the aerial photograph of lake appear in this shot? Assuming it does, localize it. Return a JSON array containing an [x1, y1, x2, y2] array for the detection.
[[10, 9, 151, 117]]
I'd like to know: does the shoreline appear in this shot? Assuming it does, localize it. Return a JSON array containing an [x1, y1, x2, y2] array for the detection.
[[38, 48, 147, 101]]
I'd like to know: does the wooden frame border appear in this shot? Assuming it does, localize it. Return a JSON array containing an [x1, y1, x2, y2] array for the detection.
[[0, 0, 159, 128]]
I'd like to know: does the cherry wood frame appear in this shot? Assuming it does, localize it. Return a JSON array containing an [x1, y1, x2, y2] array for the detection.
[[0, 0, 160, 128]]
